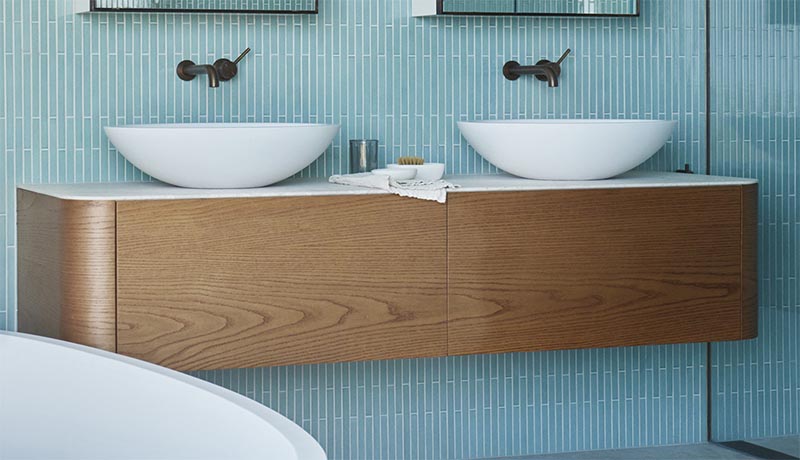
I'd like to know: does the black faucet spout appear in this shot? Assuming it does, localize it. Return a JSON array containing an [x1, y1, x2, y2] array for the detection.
[[177, 61, 221, 88], [536, 65, 559, 88]]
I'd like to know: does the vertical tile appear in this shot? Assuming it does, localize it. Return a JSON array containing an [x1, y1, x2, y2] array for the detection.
[[7, 0, 789, 459], [710, 0, 800, 442]]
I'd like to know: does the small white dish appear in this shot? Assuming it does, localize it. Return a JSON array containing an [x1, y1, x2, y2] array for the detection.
[[371, 168, 417, 180], [388, 163, 445, 181]]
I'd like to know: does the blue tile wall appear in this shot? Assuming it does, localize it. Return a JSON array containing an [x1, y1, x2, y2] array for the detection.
[[192, 346, 705, 459], [0, 0, 795, 458], [709, 0, 800, 442], [0, 0, 707, 340]]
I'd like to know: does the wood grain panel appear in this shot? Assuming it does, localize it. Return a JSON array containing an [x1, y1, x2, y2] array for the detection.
[[116, 195, 447, 371], [17, 190, 117, 351], [741, 184, 759, 339], [448, 187, 750, 356]]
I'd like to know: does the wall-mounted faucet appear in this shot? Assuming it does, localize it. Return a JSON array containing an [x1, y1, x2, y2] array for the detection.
[[502, 49, 571, 87], [177, 48, 252, 88]]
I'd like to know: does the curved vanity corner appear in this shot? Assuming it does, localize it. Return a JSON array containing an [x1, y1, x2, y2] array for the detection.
[[741, 184, 759, 339], [17, 190, 117, 352], [16, 172, 759, 371]]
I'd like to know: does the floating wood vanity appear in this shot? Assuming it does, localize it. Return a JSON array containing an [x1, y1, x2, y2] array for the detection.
[[18, 172, 759, 371]]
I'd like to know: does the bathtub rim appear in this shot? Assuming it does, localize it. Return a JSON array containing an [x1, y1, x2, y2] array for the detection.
[[0, 331, 327, 460]]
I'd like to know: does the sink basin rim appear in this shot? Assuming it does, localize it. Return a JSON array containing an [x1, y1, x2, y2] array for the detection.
[[110, 122, 339, 130], [457, 119, 678, 181], [459, 119, 675, 126], [105, 123, 341, 189]]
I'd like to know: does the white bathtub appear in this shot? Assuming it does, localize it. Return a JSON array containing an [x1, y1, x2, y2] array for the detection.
[[0, 332, 327, 460]]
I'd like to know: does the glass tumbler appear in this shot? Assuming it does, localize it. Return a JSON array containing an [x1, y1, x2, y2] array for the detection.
[[349, 140, 378, 174]]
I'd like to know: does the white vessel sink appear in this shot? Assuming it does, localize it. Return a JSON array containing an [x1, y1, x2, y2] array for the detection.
[[105, 123, 340, 189], [457, 119, 677, 180]]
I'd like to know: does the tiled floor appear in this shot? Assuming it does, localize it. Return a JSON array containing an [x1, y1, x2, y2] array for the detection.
[[487, 436, 800, 460]]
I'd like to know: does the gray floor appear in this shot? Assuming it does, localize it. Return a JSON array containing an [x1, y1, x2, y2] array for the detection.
[[750, 437, 800, 458], [487, 436, 800, 460]]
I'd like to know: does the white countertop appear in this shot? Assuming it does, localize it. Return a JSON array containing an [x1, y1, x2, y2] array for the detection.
[[18, 171, 758, 201]]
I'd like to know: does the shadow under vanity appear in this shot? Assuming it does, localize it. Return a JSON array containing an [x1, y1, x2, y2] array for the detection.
[[17, 172, 758, 372]]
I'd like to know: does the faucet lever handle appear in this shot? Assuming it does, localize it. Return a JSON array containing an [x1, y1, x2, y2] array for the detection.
[[556, 48, 572, 66], [214, 48, 251, 82], [234, 47, 252, 65]]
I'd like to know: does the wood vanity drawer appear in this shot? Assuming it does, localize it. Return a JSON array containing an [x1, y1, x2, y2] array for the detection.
[[447, 186, 758, 356], [115, 195, 448, 371]]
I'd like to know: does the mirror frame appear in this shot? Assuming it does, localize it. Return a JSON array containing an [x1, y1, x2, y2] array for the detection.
[[81, 0, 319, 14], [434, 0, 640, 17]]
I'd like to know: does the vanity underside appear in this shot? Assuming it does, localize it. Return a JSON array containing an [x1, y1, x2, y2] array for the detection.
[[18, 185, 758, 371]]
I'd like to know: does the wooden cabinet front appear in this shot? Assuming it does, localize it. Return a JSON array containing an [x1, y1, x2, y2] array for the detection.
[[18, 184, 758, 371], [115, 195, 448, 371], [447, 186, 758, 356]]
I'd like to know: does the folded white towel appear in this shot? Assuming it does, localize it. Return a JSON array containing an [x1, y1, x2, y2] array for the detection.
[[329, 173, 459, 203]]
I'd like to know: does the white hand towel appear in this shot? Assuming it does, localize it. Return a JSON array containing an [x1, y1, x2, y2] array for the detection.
[[329, 173, 459, 203]]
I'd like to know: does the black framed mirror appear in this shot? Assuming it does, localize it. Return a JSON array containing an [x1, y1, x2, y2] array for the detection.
[[77, 0, 318, 14], [414, 0, 639, 17]]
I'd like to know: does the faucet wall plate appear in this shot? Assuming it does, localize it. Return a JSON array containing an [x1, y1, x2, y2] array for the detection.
[[502, 61, 522, 81], [176, 60, 198, 82], [213, 48, 252, 82], [214, 59, 238, 82]]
